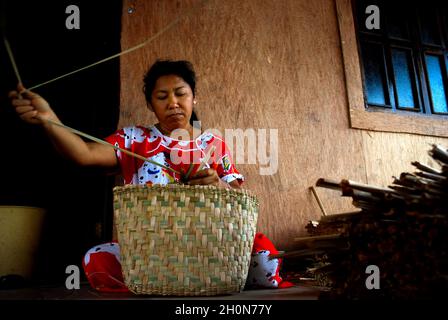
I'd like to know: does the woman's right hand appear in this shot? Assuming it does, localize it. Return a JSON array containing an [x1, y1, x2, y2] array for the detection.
[[8, 84, 57, 125], [8, 84, 118, 169]]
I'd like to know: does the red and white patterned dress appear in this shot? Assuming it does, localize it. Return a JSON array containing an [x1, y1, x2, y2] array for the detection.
[[105, 125, 244, 185], [82, 125, 244, 292]]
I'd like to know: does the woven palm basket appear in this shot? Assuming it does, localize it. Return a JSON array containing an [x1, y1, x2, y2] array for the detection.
[[113, 184, 259, 296]]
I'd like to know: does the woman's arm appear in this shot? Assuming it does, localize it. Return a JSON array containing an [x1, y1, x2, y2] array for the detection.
[[227, 179, 242, 189], [187, 168, 241, 189], [9, 85, 118, 169]]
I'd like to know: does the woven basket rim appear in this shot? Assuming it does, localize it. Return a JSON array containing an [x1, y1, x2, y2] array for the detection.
[[113, 184, 258, 201]]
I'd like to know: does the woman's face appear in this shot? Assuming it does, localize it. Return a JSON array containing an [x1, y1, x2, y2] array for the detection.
[[150, 74, 194, 134]]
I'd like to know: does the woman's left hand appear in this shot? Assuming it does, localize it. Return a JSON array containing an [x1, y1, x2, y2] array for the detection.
[[187, 168, 229, 188]]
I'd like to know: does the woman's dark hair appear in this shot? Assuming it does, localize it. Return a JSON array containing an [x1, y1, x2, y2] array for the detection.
[[143, 60, 196, 104]]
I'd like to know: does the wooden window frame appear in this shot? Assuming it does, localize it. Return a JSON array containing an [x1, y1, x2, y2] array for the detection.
[[336, 0, 448, 138]]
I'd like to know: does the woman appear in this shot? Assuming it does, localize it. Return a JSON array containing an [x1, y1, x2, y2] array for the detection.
[[9, 60, 243, 189], [9, 59, 244, 291]]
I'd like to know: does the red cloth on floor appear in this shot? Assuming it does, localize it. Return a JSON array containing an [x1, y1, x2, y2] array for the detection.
[[246, 233, 294, 289], [82, 242, 128, 293]]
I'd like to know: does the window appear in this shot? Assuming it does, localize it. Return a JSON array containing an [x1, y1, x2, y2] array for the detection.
[[336, 0, 448, 137], [355, 0, 448, 115]]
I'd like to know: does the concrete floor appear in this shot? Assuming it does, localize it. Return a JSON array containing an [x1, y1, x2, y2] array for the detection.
[[0, 282, 322, 300]]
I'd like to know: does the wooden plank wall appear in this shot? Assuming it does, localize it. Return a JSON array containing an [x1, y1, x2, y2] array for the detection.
[[119, 0, 448, 250], [361, 132, 448, 187]]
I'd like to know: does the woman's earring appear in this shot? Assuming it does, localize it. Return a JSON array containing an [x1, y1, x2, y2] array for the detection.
[[194, 100, 197, 105]]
